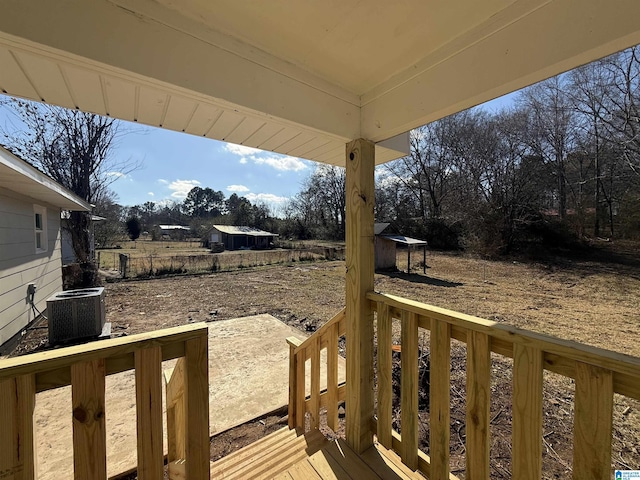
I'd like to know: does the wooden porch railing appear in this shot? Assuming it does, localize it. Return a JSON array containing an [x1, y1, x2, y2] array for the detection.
[[368, 291, 640, 479], [0, 323, 210, 480], [286, 307, 346, 433]]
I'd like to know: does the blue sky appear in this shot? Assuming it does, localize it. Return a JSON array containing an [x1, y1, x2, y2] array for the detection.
[[1, 91, 517, 212], [109, 125, 312, 213]]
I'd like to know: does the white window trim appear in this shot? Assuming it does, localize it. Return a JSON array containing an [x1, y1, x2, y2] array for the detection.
[[34, 204, 47, 254]]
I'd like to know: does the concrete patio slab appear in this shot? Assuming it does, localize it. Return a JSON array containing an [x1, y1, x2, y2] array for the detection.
[[33, 314, 345, 479]]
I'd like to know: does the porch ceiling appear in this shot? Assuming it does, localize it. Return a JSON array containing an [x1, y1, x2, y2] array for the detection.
[[0, 0, 639, 166]]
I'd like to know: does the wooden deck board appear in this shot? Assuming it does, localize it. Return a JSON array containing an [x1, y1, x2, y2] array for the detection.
[[209, 427, 426, 480]]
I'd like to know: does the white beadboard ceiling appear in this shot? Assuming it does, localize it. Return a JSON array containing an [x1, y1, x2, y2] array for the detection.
[[0, 0, 639, 166]]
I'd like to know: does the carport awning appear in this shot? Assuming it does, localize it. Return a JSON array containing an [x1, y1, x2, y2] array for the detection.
[[380, 235, 427, 247]]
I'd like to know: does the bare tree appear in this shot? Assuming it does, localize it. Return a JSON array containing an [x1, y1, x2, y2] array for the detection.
[[0, 98, 139, 283], [518, 76, 578, 220]]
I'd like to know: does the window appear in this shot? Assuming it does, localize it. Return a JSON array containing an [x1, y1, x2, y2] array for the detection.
[[34, 205, 47, 253]]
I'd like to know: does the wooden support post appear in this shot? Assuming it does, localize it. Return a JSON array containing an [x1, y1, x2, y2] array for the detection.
[[430, 319, 451, 479], [184, 335, 210, 480], [573, 362, 613, 480], [0, 375, 36, 480], [512, 344, 543, 480], [400, 311, 419, 470], [71, 359, 107, 480], [376, 302, 393, 449], [423, 245, 426, 274], [345, 138, 375, 453], [466, 331, 490, 480], [135, 346, 164, 480], [327, 323, 339, 431]]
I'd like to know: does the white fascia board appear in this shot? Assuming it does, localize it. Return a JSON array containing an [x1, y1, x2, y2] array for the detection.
[[0, 0, 360, 141], [361, 0, 640, 141], [0, 147, 91, 211]]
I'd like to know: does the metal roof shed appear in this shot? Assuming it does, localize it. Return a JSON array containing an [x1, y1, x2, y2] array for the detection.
[[375, 224, 428, 273]]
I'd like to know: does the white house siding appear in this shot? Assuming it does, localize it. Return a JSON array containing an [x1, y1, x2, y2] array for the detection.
[[0, 189, 62, 345]]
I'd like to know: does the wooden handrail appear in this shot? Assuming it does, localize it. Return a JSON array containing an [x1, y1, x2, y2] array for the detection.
[[369, 291, 640, 479], [0, 324, 210, 480], [287, 308, 346, 433], [368, 291, 640, 398]]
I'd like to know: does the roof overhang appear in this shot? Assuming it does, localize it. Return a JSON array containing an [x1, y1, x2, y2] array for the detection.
[[0, 147, 91, 211], [0, 1, 639, 166]]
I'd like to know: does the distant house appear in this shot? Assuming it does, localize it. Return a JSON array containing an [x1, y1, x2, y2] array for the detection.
[[0, 146, 90, 347], [207, 225, 278, 250], [60, 212, 106, 265], [158, 224, 191, 240], [375, 223, 428, 272]]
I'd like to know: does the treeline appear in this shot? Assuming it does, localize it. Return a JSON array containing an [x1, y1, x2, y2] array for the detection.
[[94, 188, 281, 246], [286, 47, 640, 255], [98, 47, 640, 255]]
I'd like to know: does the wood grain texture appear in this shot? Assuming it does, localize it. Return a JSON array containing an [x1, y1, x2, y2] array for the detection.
[[71, 359, 107, 480], [400, 311, 418, 470], [377, 301, 393, 449], [296, 347, 306, 429], [512, 344, 542, 480], [345, 138, 375, 453], [165, 357, 186, 461], [310, 335, 321, 429], [184, 334, 210, 480], [466, 331, 490, 480], [0, 374, 36, 480], [0, 323, 207, 382], [327, 322, 339, 431], [573, 362, 613, 480], [289, 341, 298, 430], [430, 318, 451, 479], [135, 346, 164, 480]]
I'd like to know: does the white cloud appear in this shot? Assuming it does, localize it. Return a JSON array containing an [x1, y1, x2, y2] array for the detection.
[[224, 143, 308, 172], [158, 179, 169, 185], [106, 171, 127, 178], [254, 155, 307, 172], [245, 193, 288, 204], [167, 179, 201, 199], [224, 144, 263, 156], [227, 184, 250, 193], [147, 192, 154, 196]]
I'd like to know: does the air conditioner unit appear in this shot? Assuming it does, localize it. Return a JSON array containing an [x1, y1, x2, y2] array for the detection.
[[47, 287, 106, 344]]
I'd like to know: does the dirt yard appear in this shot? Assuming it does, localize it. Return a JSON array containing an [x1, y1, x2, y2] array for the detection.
[[12, 243, 640, 478]]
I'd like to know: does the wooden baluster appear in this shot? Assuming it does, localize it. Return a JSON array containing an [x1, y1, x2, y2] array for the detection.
[[71, 359, 107, 480], [135, 346, 164, 480], [288, 339, 298, 430], [165, 358, 186, 462], [400, 310, 419, 470], [430, 318, 451, 479], [512, 345, 543, 480], [327, 322, 339, 431], [573, 362, 613, 480], [310, 335, 321, 429], [377, 302, 393, 449], [296, 347, 306, 429], [184, 334, 210, 480], [466, 331, 490, 480], [0, 374, 36, 480]]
